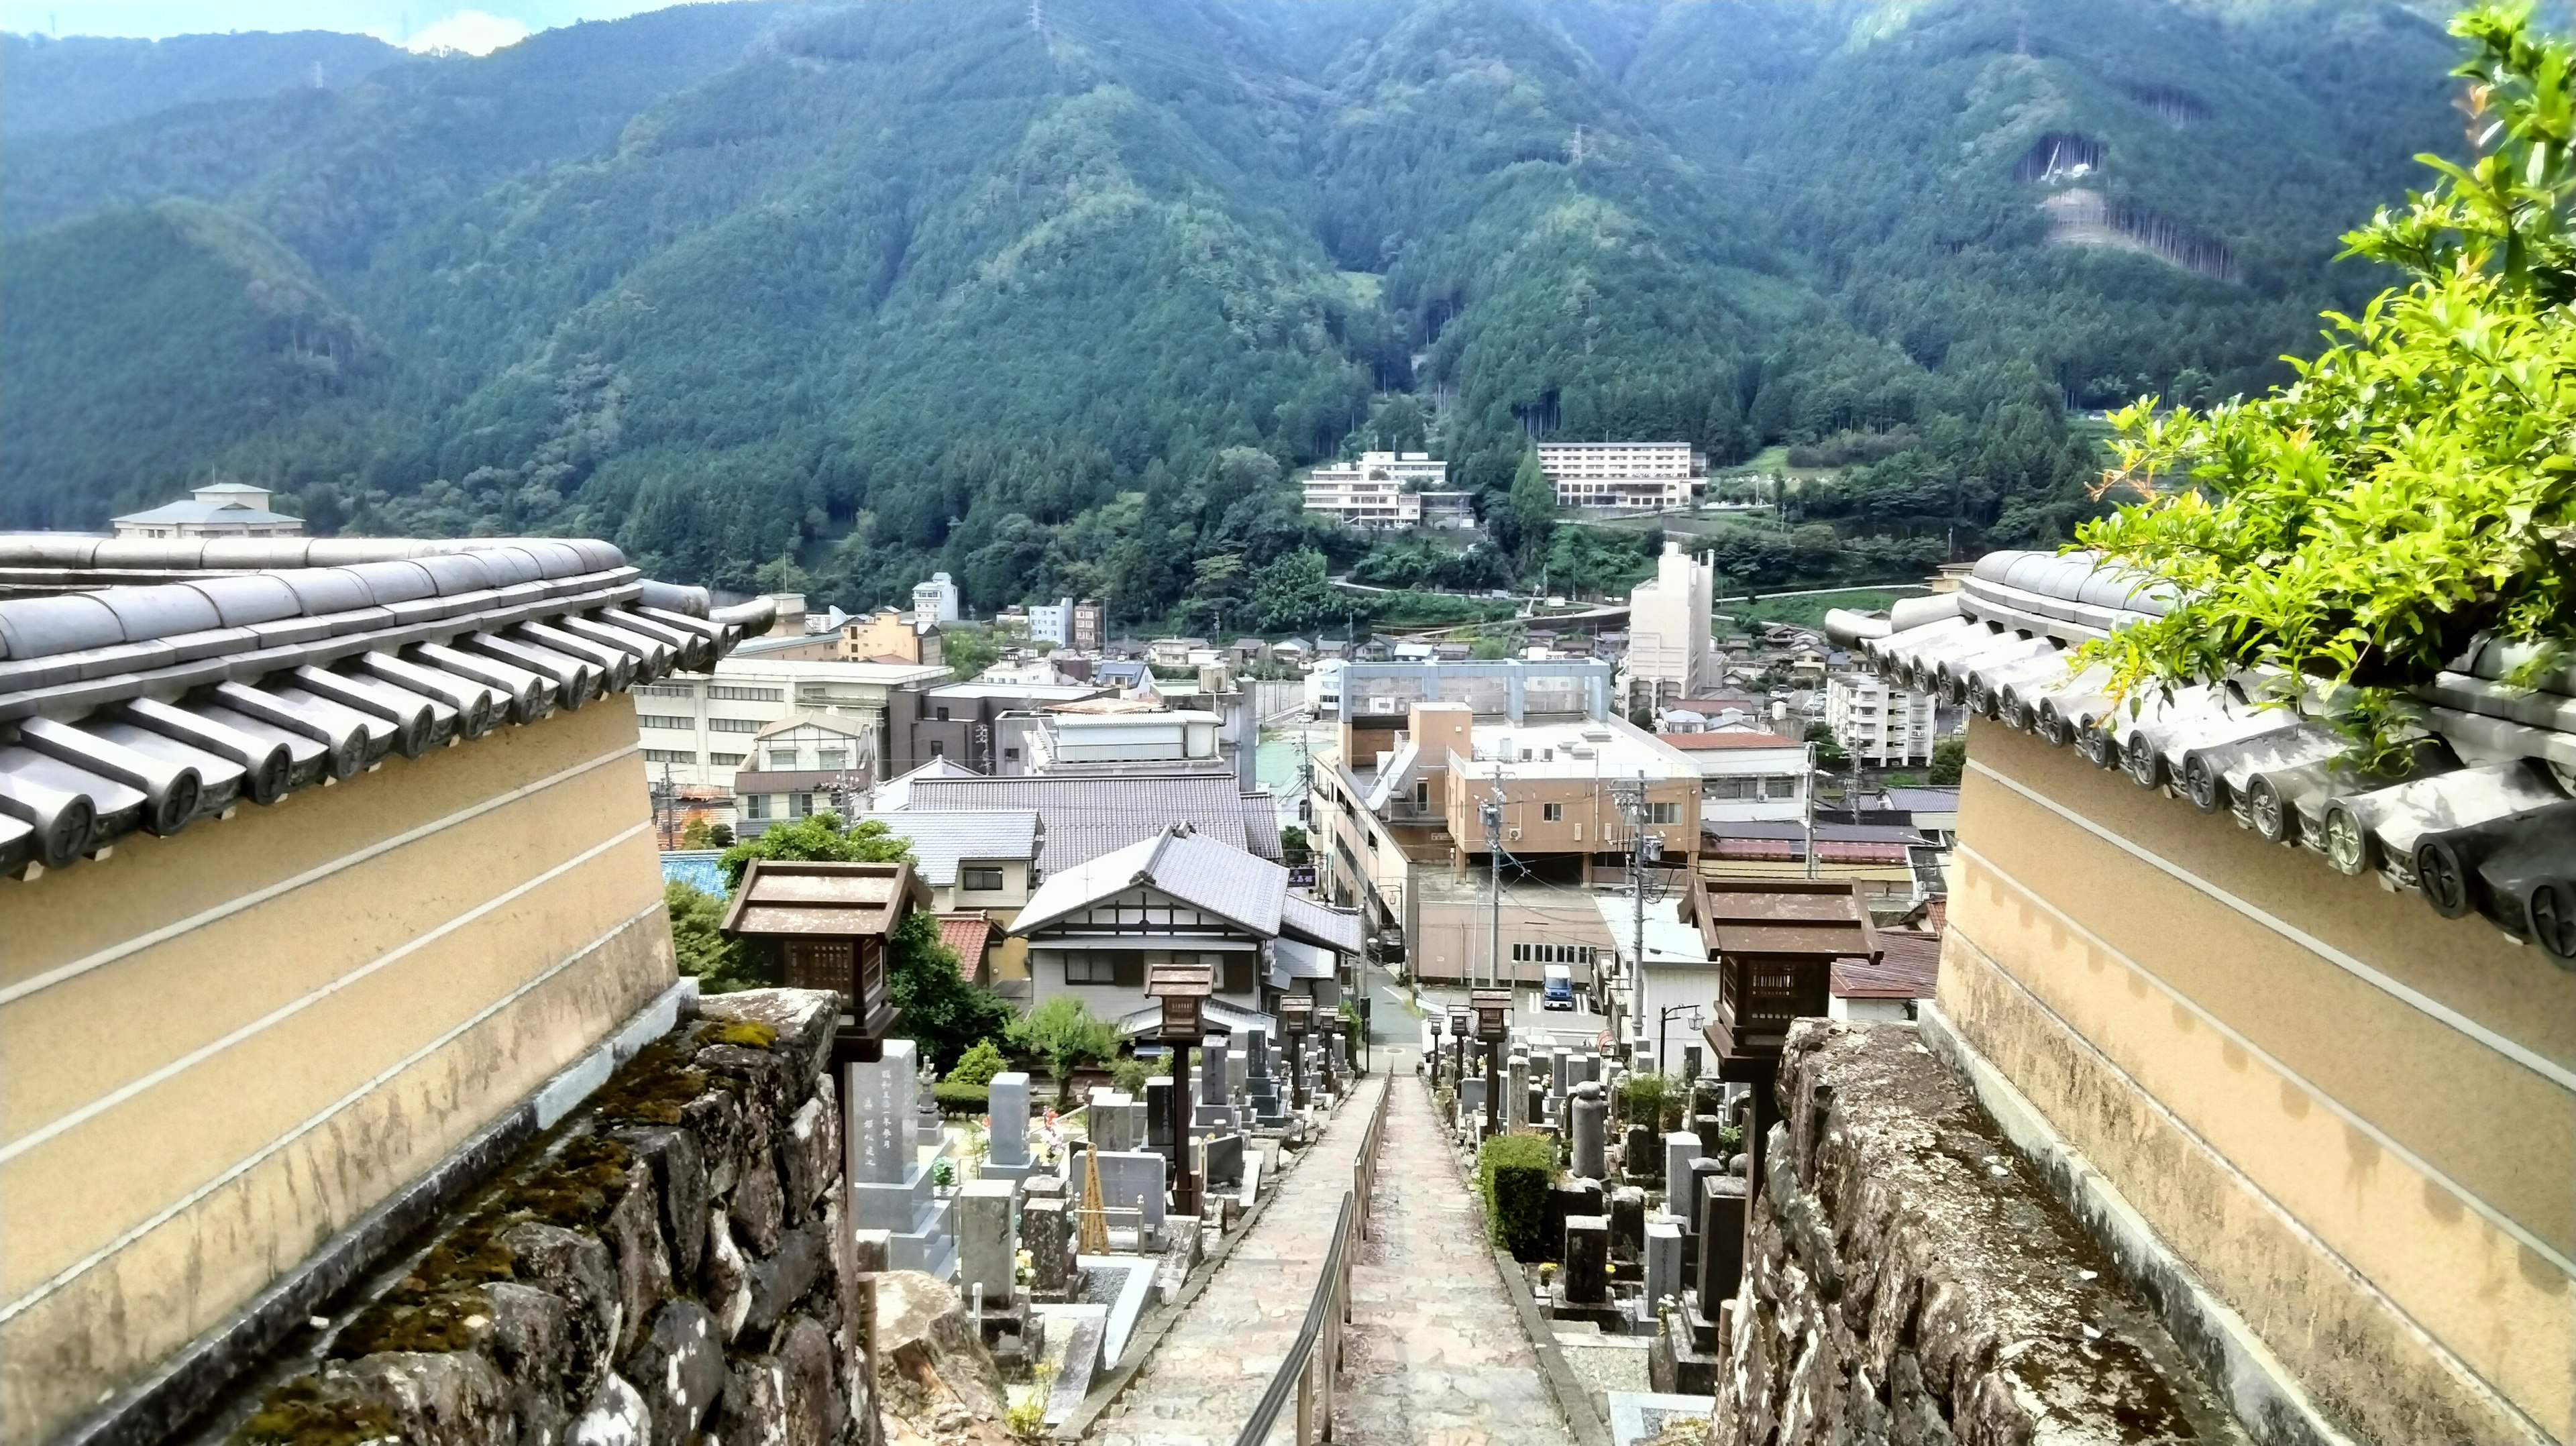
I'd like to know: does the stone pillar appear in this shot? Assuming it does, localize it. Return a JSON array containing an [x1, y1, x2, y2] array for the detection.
[[1571, 1086, 1607, 1180], [1145, 1076, 1175, 1152], [958, 1179, 1016, 1302], [1022, 1197, 1075, 1298], [1644, 1218, 1684, 1307], [986, 1070, 1033, 1183], [1662, 1131, 1701, 1217], [1507, 1054, 1529, 1130], [1697, 1176, 1749, 1306], [1562, 1215, 1610, 1304], [1550, 1048, 1571, 1099]]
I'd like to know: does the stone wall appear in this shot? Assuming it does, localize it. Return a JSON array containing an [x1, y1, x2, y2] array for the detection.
[[221, 989, 881, 1446], [1712, 1021, 2248, 1446]]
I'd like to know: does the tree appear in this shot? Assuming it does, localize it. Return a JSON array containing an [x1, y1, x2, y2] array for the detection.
[[1509, 450, 1556, 567], [1006, 997, 1124, 1107], [1805, 722, 1849, 773], [2079, 5, 2576, 755], [1245, 548, 1339, 632], [941, 626, 999, 683], [718, 813, 1011, 1068], [948, 1038, 1010, 1087], [666, 881, 762, 993], [1928, 733, 1966, 786]]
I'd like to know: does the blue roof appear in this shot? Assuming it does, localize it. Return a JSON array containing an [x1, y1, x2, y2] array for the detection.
[[661, 849, 727, 896]]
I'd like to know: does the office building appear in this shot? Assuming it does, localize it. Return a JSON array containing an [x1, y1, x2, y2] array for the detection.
[[913, 571, 961, 624], [1625, 540, 1719, 708], [1536, 441, 1707, 510]]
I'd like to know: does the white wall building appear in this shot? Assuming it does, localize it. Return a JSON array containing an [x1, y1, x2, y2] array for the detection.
[[913, 571, 961, 625], [1537, 441, 1707, 510], [1826, 672, 1936, 767], [1029, 597, 1073, 646], [634, 657, 950, 793], [1624, 540, 1718, 707], [1657, 728, 1809, 824], [1301, 451, 1448, 528], [110, 482, 306, 539]]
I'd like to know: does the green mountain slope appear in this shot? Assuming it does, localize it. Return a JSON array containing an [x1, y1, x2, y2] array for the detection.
[[0, 0, 2485, 609], [0, 30, 405, 137]]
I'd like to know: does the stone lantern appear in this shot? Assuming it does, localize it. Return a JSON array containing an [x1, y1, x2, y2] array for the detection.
[[1279, 993, 1316, 1109]]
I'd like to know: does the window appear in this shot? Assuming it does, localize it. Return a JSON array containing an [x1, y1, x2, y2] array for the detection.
[[746, 794, 771, 820], [1004, 747, 1020, 763], [1704, 778, 1754, 800], [708, 685, 783, 702], [710, 753, 746, 767], [768, 750, 798, 770], [961, 866, 1006, 891], [1064, 950, 1144, 985], [710, 718, 762, 734], [1541, 801, 1564, 822], [816, 749, 848, 770], [637, 683, 695, 698], [935, 706, 951, 722], [793, 792, 816, 818], [928, 740, 945, 758], [1648, 801, 1682, 825], [637, 714, 692, 730], [1510, 943, 1596, 965], [643, 748, 697, 765], [1761, 775, 1799, 799]]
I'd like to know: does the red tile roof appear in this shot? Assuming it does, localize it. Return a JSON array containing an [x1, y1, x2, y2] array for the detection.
[[936, 913, 994, 977], [1658, 730, 1801, 750], [1832, 930, 1941, 999]]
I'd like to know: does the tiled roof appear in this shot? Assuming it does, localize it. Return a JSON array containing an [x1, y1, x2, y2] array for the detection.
[[860, 810, 1040, 886], [936, 913, 994, 976], [109, 499, 303, 527], [1658, 730, 1801, 750], [1012, 824, 1293, 938], [900, 772, 1281, 867], [720, 858, 924, 936], [1865, 549, 2576, 954], [0, 533, 771, 881], [1833, 929, 1941, 999], [1281, 892, 1365, 952], [1684, 878, 1878, 961]]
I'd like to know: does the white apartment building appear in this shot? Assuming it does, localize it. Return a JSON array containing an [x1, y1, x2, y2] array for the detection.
[[1536, 441, 1707, 510], [1301, 451, 1449, 528], [1623, 540, 1719, 707], [1656, 728, 1809, 825], [1030, 596, 1073, 646], [1825, 671, 1937, 767], [913, 571, 961, 624], [633, 657, 950, 792]]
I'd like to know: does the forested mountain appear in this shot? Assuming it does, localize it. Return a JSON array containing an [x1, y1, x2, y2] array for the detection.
[[0, 0, 2473, 620], [0, 30, 404, 137]]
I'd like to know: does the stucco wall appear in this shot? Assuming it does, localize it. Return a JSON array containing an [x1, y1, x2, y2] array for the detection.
[[1941, 720, 2573, 1445], [0, 697, 674, 1446]]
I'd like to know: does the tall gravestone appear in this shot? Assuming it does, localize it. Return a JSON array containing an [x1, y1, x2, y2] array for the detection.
[[1570, 1087, 1607, 1180], [847, 1038, 956, 1277], [1644, 1218, 1684, 1306], [1196, 1034, 1239, 1131], [958, 1179, 1018, 1302], [985, 1071, 1034, 1184], [1662, 1133, 1702, 1219], [1562, 1216, 1609, 1304], [1507, 1056, 1529, 1130], [1550, 1048, 1571, 1099], [1022, 1196, 1076, 1300], [1144, 1076, 1175, 1152]]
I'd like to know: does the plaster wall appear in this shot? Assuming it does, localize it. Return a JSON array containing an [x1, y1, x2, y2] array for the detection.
[[0, 699, 673, 1446], [1941, 721, 2575, 1445]]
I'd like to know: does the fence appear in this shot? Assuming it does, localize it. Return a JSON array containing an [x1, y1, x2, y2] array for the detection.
[[1230, 1079, 1393, 1446]]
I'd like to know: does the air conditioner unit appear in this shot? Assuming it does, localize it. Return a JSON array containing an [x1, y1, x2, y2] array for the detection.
[[1507, 828, 1523, 842]]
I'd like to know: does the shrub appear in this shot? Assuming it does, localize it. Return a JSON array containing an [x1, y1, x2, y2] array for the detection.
[[949, 1039, 1009, 1089], [1619, 1071, 1680, 1132], [1477, 1131, 1559, 1262], [933, 1080, 991, 1115]]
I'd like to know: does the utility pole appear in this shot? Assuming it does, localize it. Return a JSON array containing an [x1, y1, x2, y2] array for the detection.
[[1613, 773, 1648, 1040], [1802, 738, 1819, 880], [1481, 779, 1504, 991]]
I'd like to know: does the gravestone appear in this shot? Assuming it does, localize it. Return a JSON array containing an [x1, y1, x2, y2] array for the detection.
[[1196, 1036, 1241, 1132], [986, 1072, 1034, 1184], [1527, 1080, 1548, 1128], [1458, 1076, 1487, 1125], [847, 1039, 956, 1277], [1544, 1180, 1591, 1263], [1024, 1173, 1065, 1199], [1608, 1185, 1647, 1257], [1201, 1132, 1246, 1189], [1576, 1051, 1601, 1085], [1662, 1133, 1703, 1219], [1643, 1219, 1684, 1307], [1625, 1125, 1660, 1182], [1562, 1215, 1610, 1304], [1077, 1149, 1168, 1230], [1088, 1091, 1143, 1153], [1681, 1044, 1703, 1082], [1697, 1176, 1750, 1305], [1571, 1087, 1608, 1180], [1023, 1197, 1076, 1299], [1550, 1048, 1571, 1099], [1507, 1056, 1529, 1130], [959, 1179, 1018, 1300], [1146, 1075, 1176, 1151], [917, 1064, 946, 1147]]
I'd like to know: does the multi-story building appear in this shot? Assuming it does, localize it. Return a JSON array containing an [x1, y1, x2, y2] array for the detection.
[[1536, 441, 1707, 510], [884, 679, 1110, 777], [833, 606, 942, 666], [912, 571, 961, 624], [1624, 539, 1719, 708], [1071, 598, 1106, 651], [1029, 596, 1073, 646], [1825, 671, 1936, 767], [109, 481, 306, 539], [633, 657, 950, 795], [728, 714, 875, 834], [1657, 728, 1808, 824], [1419, 491, 1477, 529], [1300, 450, 1449, 528]]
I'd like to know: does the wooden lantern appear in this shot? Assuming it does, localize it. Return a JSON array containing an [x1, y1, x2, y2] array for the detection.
[[1681, 877, 1877, 1080], [1470, 987, 1513, 1043], [1279, 993, 1316, 1036], [1146, 960, 1217, 1040], [720, 858, 927, 1062]]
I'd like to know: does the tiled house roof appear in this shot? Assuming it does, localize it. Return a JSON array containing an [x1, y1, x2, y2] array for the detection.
[[0, 533, 773, 880], [1852, 549, 2576, 956]]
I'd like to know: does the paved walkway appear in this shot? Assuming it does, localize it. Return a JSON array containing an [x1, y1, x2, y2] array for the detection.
[[1334, 1074, 1574, 1446], [1092, 1077, 1390, 1446]]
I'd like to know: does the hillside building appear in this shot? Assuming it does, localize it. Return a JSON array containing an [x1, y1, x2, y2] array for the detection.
[[1300, 450, 1449, 528], [109, 482, 305, 539], [912, 571, 960, 624], [1624, 539, 1719, 707], [1536, 441, 1707, 510]]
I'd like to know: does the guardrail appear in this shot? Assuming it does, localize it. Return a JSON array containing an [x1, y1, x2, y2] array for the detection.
[[1231, 1080, 1393, 1446]]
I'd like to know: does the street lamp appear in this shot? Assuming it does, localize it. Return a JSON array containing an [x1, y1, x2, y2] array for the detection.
[[1146, 962, 1218, 1219], [1658, 1003, 1703, 1083]]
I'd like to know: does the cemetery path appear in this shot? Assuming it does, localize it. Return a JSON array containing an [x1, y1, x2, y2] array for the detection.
[[1334, 1076, 1576, 1446], [1091, 1077, 1391, 1446]]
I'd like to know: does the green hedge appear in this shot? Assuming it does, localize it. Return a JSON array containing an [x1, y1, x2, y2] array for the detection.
[[1477, 1132, 1558, 1262], [932, 1080, 989, 1115]]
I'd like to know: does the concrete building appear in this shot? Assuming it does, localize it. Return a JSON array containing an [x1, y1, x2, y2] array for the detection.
[[861, 810, 1042, 997], [109, 482, 305, 539], [1624, 540, 1719, 708], [912, 571, 960, 625], [1826, 671, 1935, 767], [1000, 708, 1229, 777], [882, 679, 1110, 777], [0, 532, 768, 1446], [1071, 598, 1106, 651], [1536, 441, 1706, 510], [1657, 728, 1809, 824], [729, 714, 874, 834], [832, 606, 942, 666], [1029, 596, 1073, 647], [1418, 491, 1477, 529], [633, 656, 950, 795], [1300, 451, 1448, 528]]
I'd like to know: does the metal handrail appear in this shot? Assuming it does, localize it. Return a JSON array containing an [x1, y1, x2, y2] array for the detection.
[[1232, 1080, 1392, 1446]]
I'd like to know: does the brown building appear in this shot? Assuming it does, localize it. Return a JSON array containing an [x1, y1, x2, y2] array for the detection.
[[0, 533, 770, 1446]]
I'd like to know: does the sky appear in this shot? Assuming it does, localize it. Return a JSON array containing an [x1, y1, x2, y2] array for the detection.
[[0, 1, 700, 53]]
